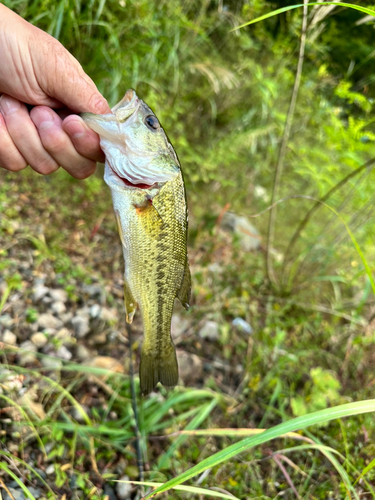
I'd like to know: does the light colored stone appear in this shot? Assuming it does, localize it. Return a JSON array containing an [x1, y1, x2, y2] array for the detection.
[[100, 307, 118, 323], [41, 357, 63, 370], [116, 476, 132, 500], [90, 304, 101, 318], [51, 301, 66, 315], [38, 313, 63, 330], [171, 314, 189, 338], [177, 351, 203, 384], [55, 346, 72, 360], [31, 332, 48, 348], [76, 344, 91, 360], [18, 340, 37, 365], [45, 464, 55, 475], [71, 315, 90, 338], [232, 317, 253, 335], [221, 212, 261, 251], [49, 288, 68, 302], [2, 329, 17, 345], [32, 284, 49, 302], [199, 320, 220, 341]]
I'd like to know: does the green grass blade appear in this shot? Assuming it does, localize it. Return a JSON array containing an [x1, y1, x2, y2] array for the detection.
[[142, 399, 375, 499], [118, 480, 240, 499], [231, 3, 375, 30]]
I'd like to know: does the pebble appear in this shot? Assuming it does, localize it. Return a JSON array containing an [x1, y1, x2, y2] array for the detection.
[[171, 314, 189, 338], [103, 484, 117, 500], [232, 317, 253, 335], [199, 320, 220, 341], [55, 346, 72, 361], [45, 464, 55, 475], [221, 212, 261, 251], [49, 288, 68, 302], [60, 312, 73, 324], [18, 341, 38, 365], [32, 284, 49, 302], [116, 475, 132, 500], [2, 329, 17, 345], [76, 344, 91, 360], [2, 487, 26, 500], [71, 315, 90, 338], [51, 301, 66, 315], [31, 332, 48, 348], [38, 313, 63, 331], [41, 357, 63, 370], [177, 351, 203, 384], [90, 304, 101, 318], [55, 327, 72, 341], [82, 284, 103, 299], [0, 314, 13, 327], [100, 307, 118, 323]]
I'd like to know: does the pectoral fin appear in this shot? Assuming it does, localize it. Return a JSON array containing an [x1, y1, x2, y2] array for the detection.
[[124, 280, 137, 323], [176, 259, 191, 310], [115, 211, 126, 249]]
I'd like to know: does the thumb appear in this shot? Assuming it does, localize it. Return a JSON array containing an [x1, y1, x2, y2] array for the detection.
[[33, 33, 110, 114]]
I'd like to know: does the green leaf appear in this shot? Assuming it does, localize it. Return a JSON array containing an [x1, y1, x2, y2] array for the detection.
[[142, 399, 375, 498], [231, 3, 375, 30]]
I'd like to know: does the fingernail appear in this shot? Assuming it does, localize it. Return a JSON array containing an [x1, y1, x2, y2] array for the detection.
[[64, 119, 87, 138], [31, 108, 54, 130], [0, 95, 21, 115]]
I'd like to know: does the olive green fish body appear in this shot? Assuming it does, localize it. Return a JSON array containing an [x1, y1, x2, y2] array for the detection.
[[81, 89, 190, 394], [110, 172, 189, 394]]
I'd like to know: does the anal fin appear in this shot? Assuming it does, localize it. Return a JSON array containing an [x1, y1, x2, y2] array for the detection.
[[124, 280, 137, 323], [176, 259, 191, 310]]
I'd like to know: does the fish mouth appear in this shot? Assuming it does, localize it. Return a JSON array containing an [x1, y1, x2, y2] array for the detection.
[[110, 166, 155, 190]]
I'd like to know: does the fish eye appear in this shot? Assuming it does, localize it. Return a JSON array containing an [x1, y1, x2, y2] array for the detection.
[[145, 115, 160, 130]]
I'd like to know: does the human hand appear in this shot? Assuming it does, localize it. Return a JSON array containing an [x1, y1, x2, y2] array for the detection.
[[0, 4, 111, 178]]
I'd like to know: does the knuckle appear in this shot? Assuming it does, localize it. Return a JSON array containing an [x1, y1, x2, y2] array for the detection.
[[44, 134, 67, 155], [32, 157, 59, 175], [71, 163, 96, 179]]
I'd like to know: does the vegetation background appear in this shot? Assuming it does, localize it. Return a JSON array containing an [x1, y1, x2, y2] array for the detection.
[[1, 0, 375, 498]]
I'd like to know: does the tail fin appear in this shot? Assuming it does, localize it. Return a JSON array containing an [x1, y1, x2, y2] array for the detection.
[[139, 342, 178, 395]]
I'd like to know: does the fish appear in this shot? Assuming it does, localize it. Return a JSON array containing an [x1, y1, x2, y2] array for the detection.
[[81, 89, 190, 395]]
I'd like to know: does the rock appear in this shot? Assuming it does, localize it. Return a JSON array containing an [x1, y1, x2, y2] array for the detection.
[[90, 304, 101, 318], [85, 356, 124, 380], [27, 487, 41, 498], [199, 320, 220, 341], [232, 317, 253, 335], [116, 475, 132, 500], [0, 314, 13, 328], [100, 307, 118, 323], [76, 344, 91, 361], [71, 315, 90, 338], [171, 314, 189, 338], [18, 341, 37, 365], [32, 284, 49, 302], [82, 284, 103, 299], [38, 313, 63, 331], [31, 332, 48, 348], [51, 301, 66, 315], [70, 405, 89, 423], [221, 212, 261, 251], [55, 327, 73, 342], [2, 487, 26, 500], [55, 346, 72, 361], [103, 484, 117, 500], [60, 312, 73, 324], [49, 288, 68, 302], [45, 464, 55, 475], [177, 351, 203, 384], [41, 356, 63, 370], [2, 330, 17, 345]]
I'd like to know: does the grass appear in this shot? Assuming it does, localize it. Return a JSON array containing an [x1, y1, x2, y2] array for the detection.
[[1, 0, 375, 498]]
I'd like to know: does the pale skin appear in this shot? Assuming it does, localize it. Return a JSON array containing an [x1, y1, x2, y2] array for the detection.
[[0, 4, 111, 178]]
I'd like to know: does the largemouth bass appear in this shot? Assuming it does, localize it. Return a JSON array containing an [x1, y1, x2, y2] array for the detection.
[[82, 89, 190, 395]]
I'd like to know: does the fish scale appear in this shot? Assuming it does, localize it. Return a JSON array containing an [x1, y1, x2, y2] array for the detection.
[[81, 89, 190, 395]]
